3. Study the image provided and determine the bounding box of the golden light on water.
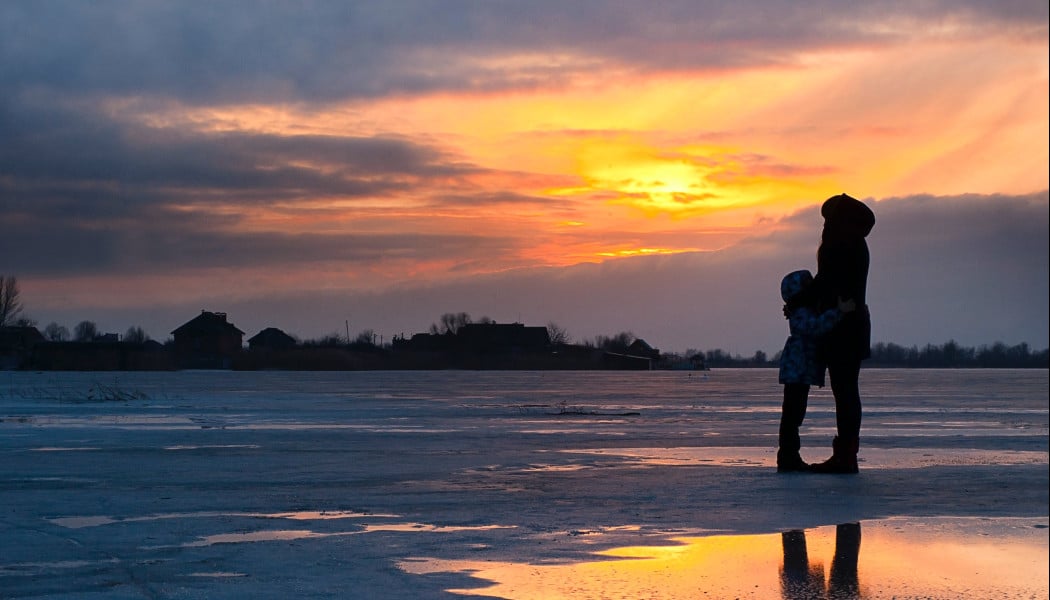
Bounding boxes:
[400,520,1049,599]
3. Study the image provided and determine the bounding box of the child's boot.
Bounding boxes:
[777,449,809,472]
[777,421,808,472]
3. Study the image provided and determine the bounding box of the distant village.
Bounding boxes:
[2,308,1047,371]
[0,310,708,372]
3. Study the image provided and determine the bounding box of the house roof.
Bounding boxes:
[171,311,244,336]
[456,323,550,348]
[0,326,45,349]
[248,327,296,346]
[626,338,659,358]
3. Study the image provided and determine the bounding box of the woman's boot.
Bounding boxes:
[809,436,859,474]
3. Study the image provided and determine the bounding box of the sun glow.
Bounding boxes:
[94,38,1047,284]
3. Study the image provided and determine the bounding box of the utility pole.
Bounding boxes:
[345,319,350,344]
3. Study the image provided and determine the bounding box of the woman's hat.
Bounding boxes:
[821,193,875,237]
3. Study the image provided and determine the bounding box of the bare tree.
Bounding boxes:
[546,321,570,345]
[74,320,99,342]
[124,326,149,344]
[430,312,473,335]
[594,331,635,353]
[305,332,345,347]
[0,275,24,327]
[44,322,70,341]
[353,329,377,345]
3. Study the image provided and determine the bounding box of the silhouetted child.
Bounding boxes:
[777,270,855,472]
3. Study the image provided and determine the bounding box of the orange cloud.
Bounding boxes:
[96,37,1045,283]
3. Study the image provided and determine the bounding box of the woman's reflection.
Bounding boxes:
[780,522,862,599]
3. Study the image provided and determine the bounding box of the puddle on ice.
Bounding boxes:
[359,523,514,534]
[560,447,772,467]
[178,529,344,547]
[0,558,120,575]
[162,444,260,450]
[47,510,514,550]
[400,519,1049,599]
[148,523,513,549]
[560,447,1049,469]
[518,429,627,436]
[49,515,120,528]
[48,510,395,529]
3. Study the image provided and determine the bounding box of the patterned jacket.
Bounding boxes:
[778,306,844,386]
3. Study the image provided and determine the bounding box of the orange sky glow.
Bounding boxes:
[107,39,1046,291]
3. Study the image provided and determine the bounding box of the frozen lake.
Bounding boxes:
[1,369,1047,598]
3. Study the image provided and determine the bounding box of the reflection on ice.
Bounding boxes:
[565,447,773,467]
[518,428,627,435]
[780,524,860,599]
[400,519,1049,599]
[4,414,459,432]
[158,523,513,549]
[178,529,346,547]
[147,521,512,550]
[563,447,1048,469]
[359,523,514,534]
[47,509,515,552]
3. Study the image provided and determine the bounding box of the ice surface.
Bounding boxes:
[1,369,1046,598]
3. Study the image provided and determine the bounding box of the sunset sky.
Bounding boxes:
[2,2,1047,353]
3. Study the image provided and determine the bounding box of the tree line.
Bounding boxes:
[689,341,1048,369]
[3,280,1047,368]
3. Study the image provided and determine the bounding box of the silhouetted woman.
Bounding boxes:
[808,194,875,474]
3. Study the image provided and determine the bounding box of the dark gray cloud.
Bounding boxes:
[2,2,1044,103]
[862,192,1049,349]
[0,213,518,277]
[0,92,459,193]
[0,88,542,275]
[339,191,1048,352]
[0,173,524,275]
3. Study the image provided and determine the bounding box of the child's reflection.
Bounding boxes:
[780,522,862,600]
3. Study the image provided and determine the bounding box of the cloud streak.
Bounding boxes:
[3,2,1045,102]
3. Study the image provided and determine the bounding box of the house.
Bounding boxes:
[626,338,660,360]
[171,311,244,369]
[455,323,551,353]
[248,327,297,350]
[597,338,660,371]
[0,326,45,369]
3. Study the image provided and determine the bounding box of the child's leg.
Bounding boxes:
[778,383,810,468]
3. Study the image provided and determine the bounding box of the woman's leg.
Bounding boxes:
[828,358,862,440]
[810,358,862,473]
